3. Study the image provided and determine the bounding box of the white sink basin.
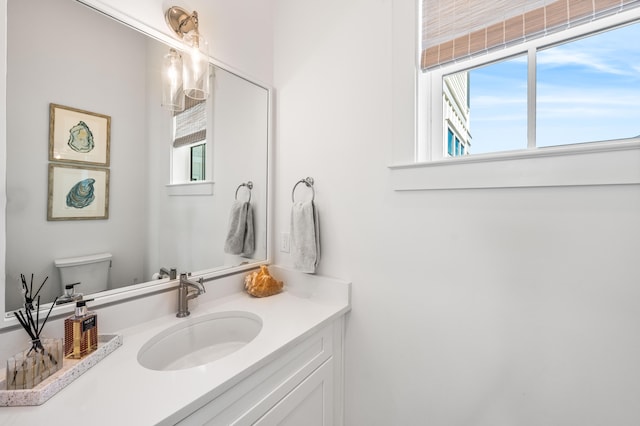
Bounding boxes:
[137,311,262,371]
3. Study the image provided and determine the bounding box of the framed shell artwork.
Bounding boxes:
[47,164,110,221]
[49,103,111,167]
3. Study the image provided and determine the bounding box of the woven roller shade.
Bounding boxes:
[422,0,639,70]
[173,97,206,148]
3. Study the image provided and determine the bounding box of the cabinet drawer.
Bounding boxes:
[253,359,333,426]
[178,323,335,425]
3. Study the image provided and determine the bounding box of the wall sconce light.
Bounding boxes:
[162,6,210,111]
[162,48,184,111]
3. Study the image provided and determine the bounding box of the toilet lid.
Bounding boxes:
[54,252,112,267]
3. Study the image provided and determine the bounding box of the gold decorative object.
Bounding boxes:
[244,265,283,298]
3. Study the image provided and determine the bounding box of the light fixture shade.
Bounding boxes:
[162,48,185,111]
[182,32,209,100]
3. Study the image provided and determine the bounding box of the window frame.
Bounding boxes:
[166,97,215,196]
[389,1,640,191]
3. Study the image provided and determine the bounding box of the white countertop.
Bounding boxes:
[0,267,351,425]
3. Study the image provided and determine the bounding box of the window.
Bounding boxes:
[439,22,640,156]
[536,23,640,147]
[389,1,640,190]
[448,55,528,155]
[419,0,640,162]
[190,144,205,181]
[171,97,209,184]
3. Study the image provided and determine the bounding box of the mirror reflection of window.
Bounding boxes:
[171,96,207,183]
[190,144,205,181]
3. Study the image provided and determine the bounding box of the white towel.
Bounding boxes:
[224,201,254,256]
[290,200,320,273]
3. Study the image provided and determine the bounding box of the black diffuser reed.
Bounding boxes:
[14,274,58,354]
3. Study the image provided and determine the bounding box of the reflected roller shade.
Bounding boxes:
[173,96,206,148]
[422,0,640,70]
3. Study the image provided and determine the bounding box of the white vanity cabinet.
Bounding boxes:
[177,317,345,426]
[0,268,350,426]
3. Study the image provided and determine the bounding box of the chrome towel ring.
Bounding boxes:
[291,177,315,202]
[235,181,253,203]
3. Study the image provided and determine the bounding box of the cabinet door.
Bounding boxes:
[254,359,333,426]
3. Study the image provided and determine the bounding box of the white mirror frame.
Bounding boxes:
[0,0,273,329]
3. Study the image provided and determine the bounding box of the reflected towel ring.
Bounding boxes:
[235,181,253,203]
[291,177,315,202]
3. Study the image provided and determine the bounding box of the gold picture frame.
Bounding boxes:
[47,164,110,221]
[49,103,111,166]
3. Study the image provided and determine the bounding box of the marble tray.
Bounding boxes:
[0,334,122,406]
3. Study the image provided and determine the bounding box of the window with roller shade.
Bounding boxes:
[172,96,207,182]
[419,0,640,160]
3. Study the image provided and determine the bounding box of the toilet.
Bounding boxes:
[54,252,112,296]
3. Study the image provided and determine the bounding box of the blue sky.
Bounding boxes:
[466,21,640,154]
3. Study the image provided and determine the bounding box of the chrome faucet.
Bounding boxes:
[159,267,177,280]
[176,273,206,318]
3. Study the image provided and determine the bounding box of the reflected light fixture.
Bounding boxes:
[161,48,184,111]
[162,6,210,111]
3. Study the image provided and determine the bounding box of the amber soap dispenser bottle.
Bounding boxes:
[64,299,98,359]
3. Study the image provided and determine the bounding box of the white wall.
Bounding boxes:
[272,0,640,425]
[212,68,269,268]
[81,0,274,85]
[5,0,149,309]
[147,65,269,275]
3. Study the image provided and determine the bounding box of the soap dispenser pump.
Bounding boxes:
[64,298,98,359]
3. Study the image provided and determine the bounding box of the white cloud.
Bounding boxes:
[537,47,633,77]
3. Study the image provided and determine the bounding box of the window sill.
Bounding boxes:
[165,181,214,196]
[389,140,640,190]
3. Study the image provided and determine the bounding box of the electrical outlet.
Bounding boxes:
[280,232,290,253]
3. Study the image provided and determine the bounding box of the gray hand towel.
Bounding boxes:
[290,200,320,273]
[242,203,255,256]
[224,201,248,255]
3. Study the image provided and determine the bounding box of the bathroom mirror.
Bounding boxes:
[1,0,271,318]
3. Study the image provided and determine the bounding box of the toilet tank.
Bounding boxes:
[54,252,112,296]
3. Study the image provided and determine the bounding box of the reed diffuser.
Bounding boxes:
[6,274,63,390]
